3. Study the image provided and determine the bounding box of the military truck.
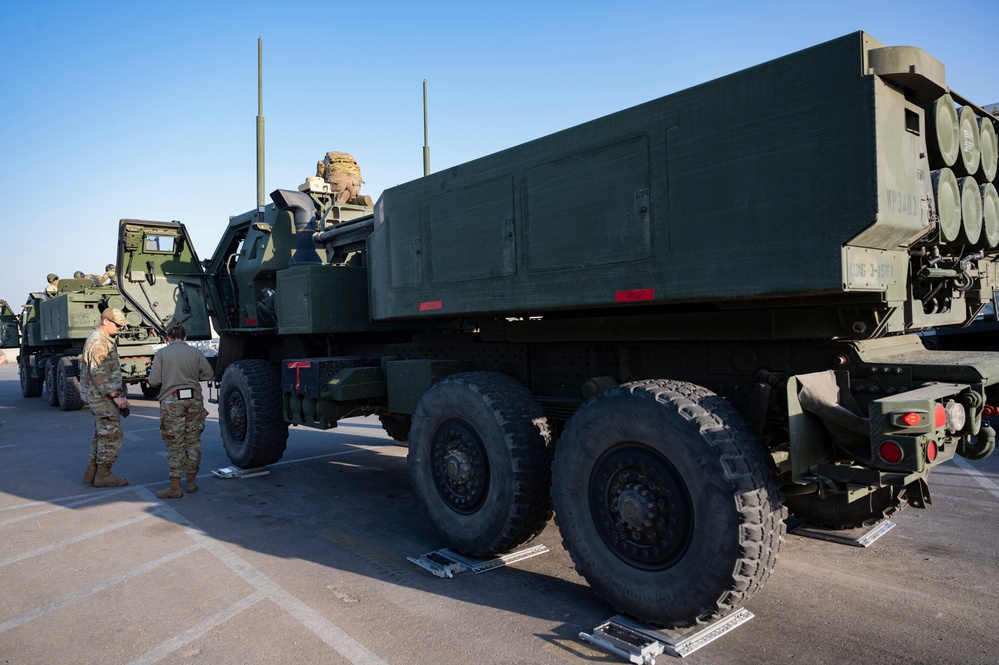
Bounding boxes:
[1,280,164,409]
[115,32,999,628]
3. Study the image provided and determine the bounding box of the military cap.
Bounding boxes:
[101,308,127,326]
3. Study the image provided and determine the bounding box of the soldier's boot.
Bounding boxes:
[83,460,98,484]
[156,477,183,499]
[93,464,128,488]
[185,473,198,494]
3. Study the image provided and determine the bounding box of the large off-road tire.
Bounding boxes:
[57,357,84,411]
[46,361,60,406]
[20,359,43,398]
[784,485,907,529]
[408,372,554,556]
[219,360,289,468]
[140,382,159,399]
[553,379,785,628]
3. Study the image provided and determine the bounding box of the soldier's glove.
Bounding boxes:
[120,405,130,418]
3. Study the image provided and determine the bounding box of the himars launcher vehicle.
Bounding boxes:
[115,32,998,627]
[0,282,164,409]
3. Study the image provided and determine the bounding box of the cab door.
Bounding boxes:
[0,300,19,348]
[116,219,212,340]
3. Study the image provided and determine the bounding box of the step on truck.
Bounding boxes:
[115,31,999,628]
[1,280,166,409]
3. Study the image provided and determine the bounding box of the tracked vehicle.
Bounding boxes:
[116,32,999,627]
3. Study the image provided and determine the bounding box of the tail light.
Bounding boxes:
[879,440,904,464]
[927,441,938,463]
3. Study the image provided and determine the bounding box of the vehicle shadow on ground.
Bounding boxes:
[0,365,613,638]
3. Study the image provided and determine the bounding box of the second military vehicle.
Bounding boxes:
[1,280,165,409]
[116,32,998,627]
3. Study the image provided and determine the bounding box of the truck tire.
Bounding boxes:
[57,357,84,411]
[784,485,907,529]
[46,361,60,406]
[408,372,553,556]
[220,360,289,468]
[552,379,785,628]
[20,359,43,398]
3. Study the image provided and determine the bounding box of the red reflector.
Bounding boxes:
[245,318,257,325]
[615,288,655,303]
[419,300,442,311]
[285,361,311,391]
[902,412,922,427]
[985,405,997,418]
[879,441,904,464]
[927,441,938,463]
[934,404,946,428]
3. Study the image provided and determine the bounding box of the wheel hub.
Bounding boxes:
[226,392,248,441]
[444,449,474,485]
[431,420,488,513]
[591,445,692,569]
[616,485,656,529]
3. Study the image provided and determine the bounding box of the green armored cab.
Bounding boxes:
[116,32,999,628]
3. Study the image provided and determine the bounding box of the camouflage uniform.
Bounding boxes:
[44,274,59,295]
[157,394,209,478]
[316,151,366,204]
[100,265,116,286]
[148,341,214,479]
[80,327,124,466]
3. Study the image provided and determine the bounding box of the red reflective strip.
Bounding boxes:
[615,289,655,303]
[245,318,257,324]
[419,300,443,311]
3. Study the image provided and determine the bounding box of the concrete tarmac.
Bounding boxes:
[1,362,997,665]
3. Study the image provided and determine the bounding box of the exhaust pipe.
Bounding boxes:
[271,189,322,265]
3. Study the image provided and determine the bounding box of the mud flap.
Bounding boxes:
[905,477,932,508]
[788,370,871,482]
[795,371,870,444]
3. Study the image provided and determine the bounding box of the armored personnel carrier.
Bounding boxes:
[115,32,998,627]
[1,278,164,409]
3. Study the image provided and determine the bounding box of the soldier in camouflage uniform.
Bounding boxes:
[44,273,59,295]
[99,264,116,286]
[80,307,131,487]
[148,321,214,499]
[316,151,373,206]
[73,270,102,286]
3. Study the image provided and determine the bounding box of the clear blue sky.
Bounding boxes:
[1,0,996,305]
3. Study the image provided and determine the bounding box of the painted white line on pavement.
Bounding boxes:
[0,543,201,634]
[134,485,389,665]
[126,591,268,665]
[0,488,131,521]
[0,507,164,567]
